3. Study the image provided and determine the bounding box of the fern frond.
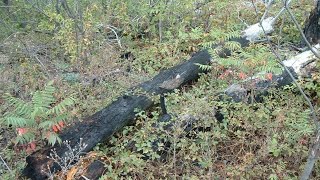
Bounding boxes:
[226,30,241,39]
[4,116,29,127]
[16,131,35,144]
[32,81,56,113]
[3,80,76,146]
[201,41,216,49]
[51,113,69,123]
[47,97,75,115]
[195,63,212,71]
[3,93,32,117]
[46,132,62,146]
[39,120,56,129]
[224,41,242,52]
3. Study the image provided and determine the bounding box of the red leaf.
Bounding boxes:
[266,73,273,81]
[26,146,33,154]
[238,72,247,80]
[56,124,62,131]
[16,128,28,136]
[29,142,36,151]
[219,69,232,79]
[52,125,59,132]
[58,121,64,128]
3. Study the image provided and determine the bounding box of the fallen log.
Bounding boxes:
[225,44,319,102]
[80,160,105,180]
[21,10,317,177]
[43,5,320,178]
[24,16,280,179]
[22,37,251,180]
[77,43,320,179]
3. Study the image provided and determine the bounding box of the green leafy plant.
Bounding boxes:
[1,81,76,147]
[202,27,282,78]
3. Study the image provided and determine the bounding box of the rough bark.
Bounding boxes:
[78,44,320,180]
[19,1,320,178]
[21,31,320,179]
[80,161,105,180]
[75,65,299,180]
[303,0,320,45]
[23,37,248,179]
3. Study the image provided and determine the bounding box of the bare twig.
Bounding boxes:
[18,37,51,78]
[251,0,318,126]
[260,0,274,21]
[81,175,90,180]
[242,0,290,42]
[251,1,319,179]
[277,12,286,49]
[105,25,122,48]
[24,0,51,19]
[47,138,87,173]
[301,130,320,180]
[0,154,13,175]
[281,1,320,179]
[159,19,162,43]
[283,0,320,59]
[237,10,249,27]
[0,18,50,77]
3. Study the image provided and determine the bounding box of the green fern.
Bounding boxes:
[201,28,282,80]
[202,28,241,49]
[195,63,212,71]
[2,81,76,146]
[47,97,75,115]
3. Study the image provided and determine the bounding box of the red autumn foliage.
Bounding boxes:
[219,69,233,79]
[52,125,59,132]
[238,72,247,80]
[16,127,28,136]
[266,73,273,81]
[58,121,64,127]
[15,141,37,154]
[52,121,65,133]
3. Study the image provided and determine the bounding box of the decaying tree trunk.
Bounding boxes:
[303,0,320,45]
[23,39,319,180]
[21,11,320,178]
[22,38,251,180]
[23,14,283,180]
[78,43,320,180]
[21,32,319,180]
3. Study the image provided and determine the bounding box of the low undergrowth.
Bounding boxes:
[95,72,318,179]
[0,0,319,179]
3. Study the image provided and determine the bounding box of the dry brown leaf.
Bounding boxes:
[66,166,78,180]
